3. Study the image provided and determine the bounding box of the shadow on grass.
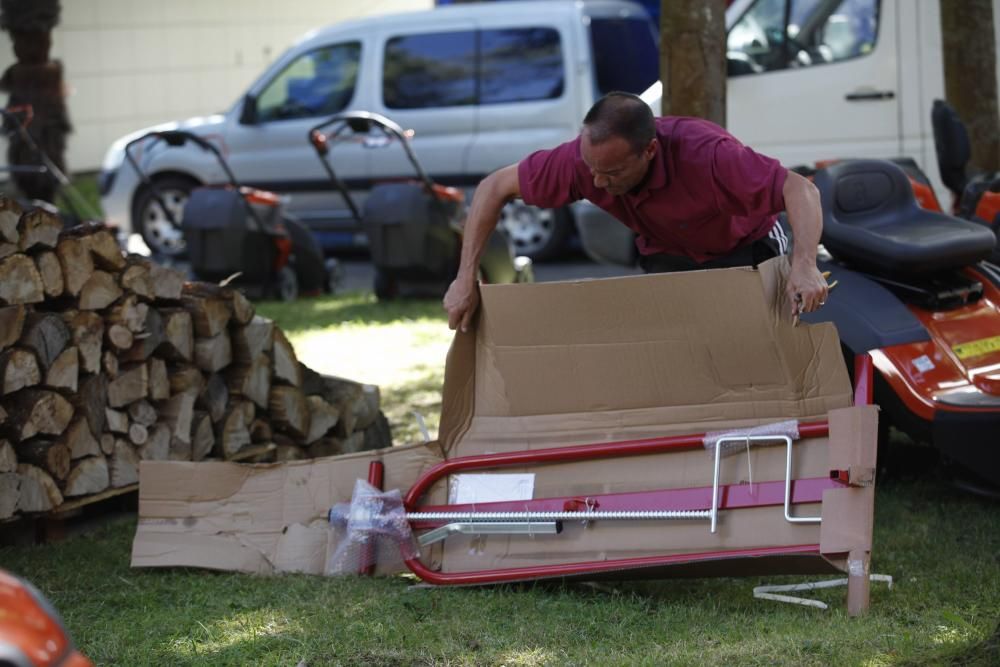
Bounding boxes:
[257,293,446,335]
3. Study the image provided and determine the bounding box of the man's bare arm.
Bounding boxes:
[444,164,522,331]
[782,171,828,315]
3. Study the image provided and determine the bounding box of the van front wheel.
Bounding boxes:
[498,203,572,261]
[133,175,199,258]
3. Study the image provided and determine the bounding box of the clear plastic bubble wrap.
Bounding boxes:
[326,479,419,576]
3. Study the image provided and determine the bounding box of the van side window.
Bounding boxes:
[256,42,361,121]
[384,31,477,109]
[727,0,879,76]
[480,28,563,104]
[589,17,659,96]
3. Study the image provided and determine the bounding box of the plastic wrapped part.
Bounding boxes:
[326,479,418,576]
[702,419,800,456]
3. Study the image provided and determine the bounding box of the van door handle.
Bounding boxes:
[845,89,895,101]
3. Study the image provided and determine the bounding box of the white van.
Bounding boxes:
[579,0,955,264]
[97,0,659,259]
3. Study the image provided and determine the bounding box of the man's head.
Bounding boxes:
[581,92,657,196]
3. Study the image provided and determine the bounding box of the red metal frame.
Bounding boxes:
[374,356,875,584]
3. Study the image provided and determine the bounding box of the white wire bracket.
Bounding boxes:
[753,574,894,609]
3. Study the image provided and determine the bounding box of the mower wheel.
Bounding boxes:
[374,268,399,300]
[275,266,299,302]
[133,174,198,258]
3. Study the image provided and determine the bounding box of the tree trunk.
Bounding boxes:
[659,0,727,125]
[940,0,1000,171]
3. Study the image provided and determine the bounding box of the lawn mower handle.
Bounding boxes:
[308,110,437,195]
[123,129,269,232]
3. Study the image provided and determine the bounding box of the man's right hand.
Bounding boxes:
[444,275,479,332]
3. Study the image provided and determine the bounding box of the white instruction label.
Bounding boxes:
[912,355,935,373]
[448,474,535,504]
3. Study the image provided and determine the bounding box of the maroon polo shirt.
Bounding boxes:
[518,116,788,262]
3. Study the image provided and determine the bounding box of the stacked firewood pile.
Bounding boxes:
[0,199,391,520]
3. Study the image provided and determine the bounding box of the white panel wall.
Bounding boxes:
[0,0,432,173]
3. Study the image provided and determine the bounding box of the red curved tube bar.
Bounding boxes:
[393,354,873,584]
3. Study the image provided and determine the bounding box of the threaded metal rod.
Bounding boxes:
[407,510,711,521]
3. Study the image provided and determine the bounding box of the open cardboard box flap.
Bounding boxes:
[133,258,876,584]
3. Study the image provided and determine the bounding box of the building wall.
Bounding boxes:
[0,0,432,173]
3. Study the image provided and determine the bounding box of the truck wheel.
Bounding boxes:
[133,175,198,258]
[275,266,299,302]
[498,203,572,261]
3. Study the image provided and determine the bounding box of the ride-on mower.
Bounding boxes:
[801,158,1000,492]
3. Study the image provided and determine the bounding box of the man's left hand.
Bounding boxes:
[786,261,829,318]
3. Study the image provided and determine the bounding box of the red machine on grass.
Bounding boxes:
[0,570,92,667]
[797,157,1000,493]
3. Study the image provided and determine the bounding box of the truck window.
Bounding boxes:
[256,42,361,121]
[589,17,659,96]
[727,0,879,75]
[480,27,564,104]
[383,31,477,109]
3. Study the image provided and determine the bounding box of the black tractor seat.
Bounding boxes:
[814,159,996,277]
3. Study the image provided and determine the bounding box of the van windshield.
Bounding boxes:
[589,17,659,96]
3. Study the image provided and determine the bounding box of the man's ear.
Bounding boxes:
[643,139,657,161]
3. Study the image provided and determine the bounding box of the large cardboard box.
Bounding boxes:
[133,258,876,603]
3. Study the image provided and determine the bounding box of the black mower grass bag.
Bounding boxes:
[363,182,460,279]
[183,187,280,283]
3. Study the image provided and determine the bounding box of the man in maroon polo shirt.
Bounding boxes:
[444,92,829,332]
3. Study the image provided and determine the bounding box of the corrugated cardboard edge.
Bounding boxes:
[131,441,445,575]
[820,405,878,555]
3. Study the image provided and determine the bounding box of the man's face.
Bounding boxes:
[580,130,656,196]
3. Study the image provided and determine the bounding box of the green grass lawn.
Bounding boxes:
[2,292,998,666]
